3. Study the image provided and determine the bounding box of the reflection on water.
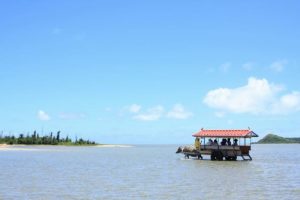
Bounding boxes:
[0,144,299,199]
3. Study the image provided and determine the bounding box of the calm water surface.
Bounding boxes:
[0,144,299,200]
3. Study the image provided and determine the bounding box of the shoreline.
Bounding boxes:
[0,143,133,149]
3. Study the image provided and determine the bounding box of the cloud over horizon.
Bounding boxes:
[203,77,300,115]
[133,105,164,121]
[37,110,50,121]
[220,62,231,72]
[167,104,192,119]
[130,104,193,121]
[128,104,141,113]
[270,60,288,72]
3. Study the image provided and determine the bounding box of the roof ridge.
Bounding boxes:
[202,129,249,131]
[193,129,257,137]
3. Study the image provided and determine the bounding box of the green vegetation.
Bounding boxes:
[257,134,300,144]
[0,131,97,145]
[287,137,300,143]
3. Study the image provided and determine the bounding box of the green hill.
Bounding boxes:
[257,134,300,144]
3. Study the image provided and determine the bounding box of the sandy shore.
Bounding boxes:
[0,144,9,148]
[0,143,133,151]
[0,144,39,151]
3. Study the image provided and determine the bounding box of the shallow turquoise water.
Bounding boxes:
[0,144,299,199]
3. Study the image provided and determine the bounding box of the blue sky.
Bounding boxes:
[1,1,300,144]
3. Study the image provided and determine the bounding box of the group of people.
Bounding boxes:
[206,139,218,145]
[214,138,238,146]
[220,138,238,146]
[195,137,239,148]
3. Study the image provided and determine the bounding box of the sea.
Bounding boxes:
[0,144,299,200]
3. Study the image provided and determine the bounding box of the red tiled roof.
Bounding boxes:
[192,129,258,138]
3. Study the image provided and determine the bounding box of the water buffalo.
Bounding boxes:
[176,146,197,153]
[176,146,203,159]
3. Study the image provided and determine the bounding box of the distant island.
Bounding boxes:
[256,134,300,144]
[0,131,97,146]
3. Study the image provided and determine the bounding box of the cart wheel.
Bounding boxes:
[217,151,223,161]
[210,155,215,160]
[211,152,217,160]
[218,155,223,161]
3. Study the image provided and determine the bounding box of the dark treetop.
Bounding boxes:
[0,131,97,145]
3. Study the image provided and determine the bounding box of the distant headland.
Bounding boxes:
[256,134,300,144]
[0,131,97,146]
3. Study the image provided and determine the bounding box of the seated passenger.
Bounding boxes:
[233,139,238,146]
[227,138,231,146]
[206,139,213,145]
[221,138,227,146]
[213,139,218,145]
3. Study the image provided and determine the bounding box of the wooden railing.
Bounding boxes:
[201,145,250,152]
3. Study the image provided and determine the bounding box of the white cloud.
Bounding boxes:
[270,60,288,72]
[38,110,50,121]
[272,92,300,114]
[203,77,300,115]
[220,62,231,72]
[167,104,192,119]
[120,104,141,116]
[59,112,86,120]
[128,104,141,113]
[204,77,280,114]
[133,105,164,121]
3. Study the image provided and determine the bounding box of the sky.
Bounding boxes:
[1,1,300,144]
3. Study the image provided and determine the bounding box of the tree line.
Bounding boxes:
[0,131,97,145]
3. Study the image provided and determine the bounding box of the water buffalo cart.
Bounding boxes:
[177,129,258,161]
